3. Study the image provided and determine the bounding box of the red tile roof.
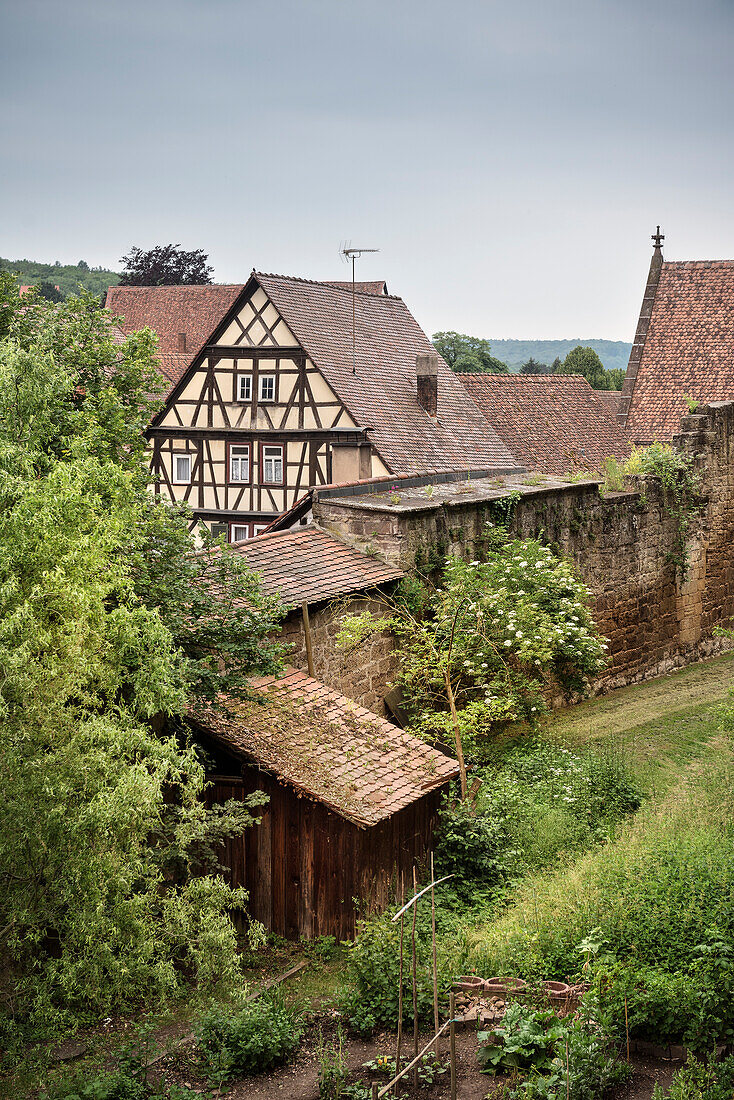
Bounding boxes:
[327,280,388,295]
[594,390,622,417]
[255,273,516,474]
[229,526,403,606]
[106,284,243,388]
[624,261,734,443]
[458,374,631,474]
[193,668,459,825]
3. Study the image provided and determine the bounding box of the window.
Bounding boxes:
[229,444,250,483]
[211,523,228,540]
[261,444,284,485]
[258,374,276,402]
[252,524,269,536]
[237,374,252,402]
[173,453,191,483]
[230,523,250,542]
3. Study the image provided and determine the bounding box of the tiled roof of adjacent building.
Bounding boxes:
[192,669,459,826]
[107,274,518,474]
[458,374,631,474]
[327,280,389,295]
[594,390,622,417]
[106,284,243,388]
[624,260,734,443]
[255,273,517,474]
[229,526,403,607]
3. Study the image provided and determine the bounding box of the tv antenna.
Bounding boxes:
[340,243,380,373]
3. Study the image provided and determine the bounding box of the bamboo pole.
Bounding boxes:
[411,866,419,1091]
[449,992,457,1100]
[395,872,404,1097]
[377,1021,452,1099]
[430,853,440,1058]
[625,996,630,1062]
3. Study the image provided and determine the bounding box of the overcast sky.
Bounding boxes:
[2,0,733,339]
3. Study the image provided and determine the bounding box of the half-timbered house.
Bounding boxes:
[107,274,517,540]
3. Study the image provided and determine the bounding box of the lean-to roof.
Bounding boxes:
[193,668,459,826]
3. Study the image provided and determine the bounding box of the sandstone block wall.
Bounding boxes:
[313,403,734,694]
[277,596,399,714]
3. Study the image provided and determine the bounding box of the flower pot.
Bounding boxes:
[543,980,571,1000]
[453,975,484,993]
[484,976,527,995]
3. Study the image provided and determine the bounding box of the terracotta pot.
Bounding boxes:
[453,975,484,992]
[543,980,571,999]
[484,976,527,995]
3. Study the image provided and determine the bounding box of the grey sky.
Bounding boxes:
[2,0,733,339]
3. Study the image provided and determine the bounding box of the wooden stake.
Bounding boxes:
[565,1037,570,1100]
[625,996,630,1063]
[395,872,404,1097]
[430,853,440,1058]
[372,1082,379,1100]
[449,991,457,1100]
[411,866,419,1091]
[301,601,315,677]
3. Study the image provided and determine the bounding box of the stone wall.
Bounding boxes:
[312,403,734,693]
[277,596,399,714]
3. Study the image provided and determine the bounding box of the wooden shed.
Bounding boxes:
[191,668,459,940]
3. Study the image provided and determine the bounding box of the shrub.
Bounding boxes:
[344,908,465,1035]
[652,1055,734,1100]
[317,1024,348,1100]
[195,994,303,1081]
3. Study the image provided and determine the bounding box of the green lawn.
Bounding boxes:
[544,650,734,791]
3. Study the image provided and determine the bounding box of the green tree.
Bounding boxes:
[605,367,626,391]
[36,279,64,302]
[555,345,608,389]
[119,243,213,286]
[520,357,550,375]
[0,287,284,1041]
[432,331,509,374]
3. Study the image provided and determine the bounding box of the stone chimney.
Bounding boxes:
[177,332,187,353]
[416,352,438,417]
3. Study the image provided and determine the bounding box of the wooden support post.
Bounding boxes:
[301,601,315,677]
[449,992,457,1100]
[411,866,419,1091]
[430,853,440,1058]
[395,872,404,1096]
[372,1082,379,1100]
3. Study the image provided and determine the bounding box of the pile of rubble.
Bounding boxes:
[452,975,589,1029]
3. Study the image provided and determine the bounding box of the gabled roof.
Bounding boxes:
[327,280,389,295]
[458,374,631,474]
[192,668,459,826]
[229,526,403,607]
[254,273,516,473]
[594,390,622,418]
[106,284,243,389]
[623,260,734,443]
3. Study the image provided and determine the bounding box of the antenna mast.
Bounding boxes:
[340,244,379,373]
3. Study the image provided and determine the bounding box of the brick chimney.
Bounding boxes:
[416,352,438,417]
[177,332,187,353]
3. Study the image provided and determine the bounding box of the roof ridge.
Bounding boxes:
[255,270,404,302]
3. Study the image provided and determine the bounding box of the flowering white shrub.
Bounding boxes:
[338,526,608,751]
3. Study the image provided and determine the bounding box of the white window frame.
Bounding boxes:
[258,374,276,402]
[261,444,284,486]
[229,523,251,543]
[252,523,269,536]
[229,444,250,483]
[172,453,191,484]
[237,374,252,402]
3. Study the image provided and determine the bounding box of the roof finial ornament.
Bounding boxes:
[652,225,665,252]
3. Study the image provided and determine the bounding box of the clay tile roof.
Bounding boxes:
[625,261,734,443]
[327,280,389,295]
[594,390,622,417]
[106,284,244,392]
[193,669,459,825]
[254,273,517,474]
[228,526,403,607]
[458,373,631,475]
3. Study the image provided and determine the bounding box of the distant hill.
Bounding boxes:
[0,257,120,299]
[487,339,632,374]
